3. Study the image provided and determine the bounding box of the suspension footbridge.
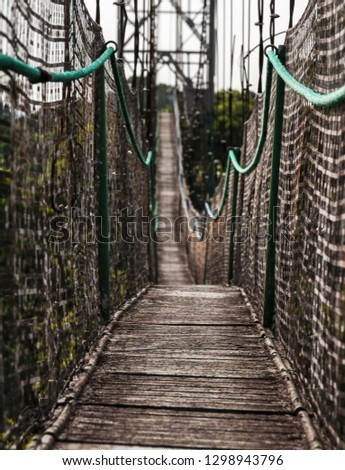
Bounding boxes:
[0,0,344,450]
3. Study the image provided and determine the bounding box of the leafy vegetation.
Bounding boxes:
[180,89,255,209]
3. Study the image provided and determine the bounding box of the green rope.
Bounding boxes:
[205,55,274,220]
[109,54,153,167]
[267,50,345,107]
[204,58,272,219]
[228,59,273,174]
[205,150,232,221]
[0,45,153,168]
[0,47,115,83]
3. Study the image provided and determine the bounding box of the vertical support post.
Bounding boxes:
[263,46,285,328]
[97,64,110,322]
[148,112,159,285]
[228,148,240,283]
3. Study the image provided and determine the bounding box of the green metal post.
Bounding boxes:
[263,46,285,328]
[228,148,240,283]
[97,64,110,322]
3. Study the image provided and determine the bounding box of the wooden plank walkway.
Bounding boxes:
[55,286,309,449]
[51,113,311,450]
[156,113,193,285]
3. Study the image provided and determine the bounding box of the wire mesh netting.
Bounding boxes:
[0,0,150,448]
[179,0,345,446]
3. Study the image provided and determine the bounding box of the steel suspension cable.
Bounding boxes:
[241,0,245,125]
[246,0,252,116]
[269,1,276,45]
[96,0,100,24]
[256,0,264,93]
[289,0,295,29]
[132,0,139,90]
[247,0,251,89]
[229,0,234,143]
[222,0,226,145]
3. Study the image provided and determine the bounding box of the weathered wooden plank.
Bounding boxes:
[103,346,267,358]
[107,335,263,351]
[107,340,266,355]
[79,374,293,412]
[57,406,307,450]
[55,442,163,450]
[113,323,260,337]
[97,355,277,379]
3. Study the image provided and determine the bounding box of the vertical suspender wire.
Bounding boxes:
[269,0,276,45]
[263,46,285,328]
[246,0,251,118]
[215,0,219,103]
[146,0,156,146]
[145,0,149,72]
[96,0,100,24]
[132,0,139,89]
[222,0,226,147]
[97,63,110,323]
[257,0,264,93]
[289,0,295,29]
[240,0,245,126]
[118,4,124,58]
[140,0,147,117]
[229,0,234,144]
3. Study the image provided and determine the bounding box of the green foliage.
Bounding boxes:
[213,89,256,164]
[180,89,255,207]
[156,84,173,112]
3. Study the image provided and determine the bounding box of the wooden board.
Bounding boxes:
[58,406,307,450]
[79,374,293,413]
[56,285,309,449]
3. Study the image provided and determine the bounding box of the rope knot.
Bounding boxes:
[29,68,52,84]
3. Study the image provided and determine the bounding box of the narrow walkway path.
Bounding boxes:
[55,286,308,449]
[156,113,192,285]
[52,114,310,450]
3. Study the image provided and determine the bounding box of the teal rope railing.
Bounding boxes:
[204,58,273,222]
[227,60,273,175]
[3,40,345,318]
[0,47,115,83]
[109,54,153,167]
[202,44,345,224]
[0,41,156,320]
[204,152,232,221]
[0,44,153,168]
[266,49,345,107]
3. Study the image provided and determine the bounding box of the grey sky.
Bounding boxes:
[85,0,309,91]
